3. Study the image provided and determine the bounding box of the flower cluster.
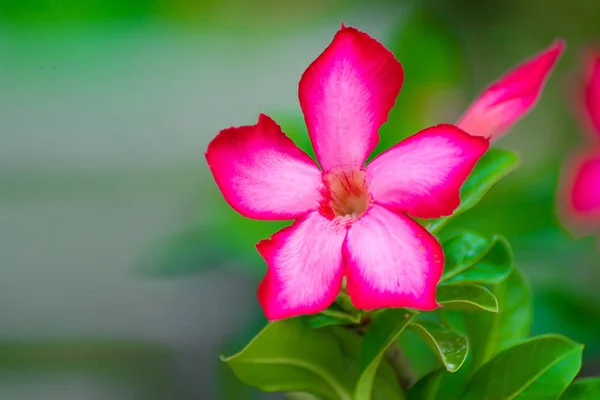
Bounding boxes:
[205,25,563,320]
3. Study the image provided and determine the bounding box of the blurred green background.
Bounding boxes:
[2,0,600,399]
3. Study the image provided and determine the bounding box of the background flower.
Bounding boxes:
[559,50,600,239]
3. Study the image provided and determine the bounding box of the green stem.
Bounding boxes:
[320,308,360,324]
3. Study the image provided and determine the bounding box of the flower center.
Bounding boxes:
[320,168,370,221]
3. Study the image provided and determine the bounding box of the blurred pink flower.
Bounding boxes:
[560,50,600,236]
[458,40,565,140]
[205,25,488,321]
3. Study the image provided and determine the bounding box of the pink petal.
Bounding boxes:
[582,50,600,137]
[572,153,600,213]
[560,150,600,235]
[344,205,443,310]
[257,212,347,320]
[458,39,565,140]
[365,124,489,219]
[298,25,404,171]
[205,114,322,220]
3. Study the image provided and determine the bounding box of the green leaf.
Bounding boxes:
[437,284,499,312]
[431,358,472,400]
[407,369,445,400]
[355,309,415,399]
[461,335,583,400]
[427,149,520,234]
[398,327,443,381]
[377,7,469,151]
[561,378,600,399]
[457,268,532,372]
[328,327,404,400]
[408,321,468,372]
[440,231,493,282]
[222,320,354,400]
[443,235,513,285]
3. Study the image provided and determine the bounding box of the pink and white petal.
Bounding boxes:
[559,150,600,236]
[257,211,347,320]
[458,39,565,141]
[299,25,404,171]
[366,124,489,219]
[344,205,443,311]
[582,50,600,137]
[205,114,322,220]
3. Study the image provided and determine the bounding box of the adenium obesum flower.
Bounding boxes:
[205,25,490,321]
[560,50,600,235]
[457,40,565,141]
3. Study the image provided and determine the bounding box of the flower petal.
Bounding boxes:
[572,153,600,213]
[257,212,347,320]
[344,205,443,310]
[560,150,600,235]
[298,25,404,171]
[205,114,322,220]
[582,50,600,137]
[365,124,489,219]
[458,39,565,140]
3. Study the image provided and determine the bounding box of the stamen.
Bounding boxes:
[320,168,371,222]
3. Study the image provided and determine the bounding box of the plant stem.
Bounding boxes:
[384,342,417,391]
[320,308,361,324]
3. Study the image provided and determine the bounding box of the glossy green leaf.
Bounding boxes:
[222,320,354,400]
[377,7,469,152]
[460,268,532,372]
[408,321,468,372]
[407,369,445,400]
[427,149,520,234]
[443,235,513,285]
[355,309,415,399]
[560,378,600,399]
[461,335,583,400]
[440,231,493,282]
[398,326,442,381]
[437,284,499,312]
[431,357,472,400]
[328,327,404,400]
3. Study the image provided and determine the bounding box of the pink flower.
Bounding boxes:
[458,40,565,141]
[560,50,600,235]
[205,26,488,321]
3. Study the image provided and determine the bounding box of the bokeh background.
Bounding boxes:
[2,0,600,399]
